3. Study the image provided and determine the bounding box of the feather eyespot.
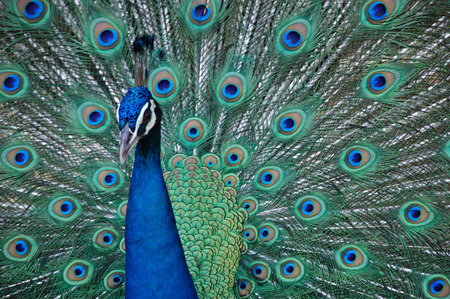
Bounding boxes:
[49,196,81,222]
[4,235,37,261]
[240,197,258,215]
[63,260,93,285]
[242,225,257,242]
[2,145,38,171]
[223,174,239,187]
[251,262,271,282]
[294,195,326,221]
[181,118,206,143]
[336,245,368,270]
[343,146,375,171]
[92,19,122,52]
[0,71,28,98]
[104,270,125,290]
[276,258,304,282]
[201,153,220,169]
[364,0,397,24]
[188,0,215,26]
[423,275,450,298]
[277,20,310,53]
[258,223,278,245]
[237,279,254,297]
[15,0,49,24]
[169,154,187,169]
[93,167,123,191]
[80,104,109,131]
[93,228,118,249]
[223,145,248,168]
[149,67,179,102]
[255,167,283,190]
[118,201,127,219]
[217,73,247,105]
[399,201,434,227]
[367,70,398,94]
[275,109,307,138]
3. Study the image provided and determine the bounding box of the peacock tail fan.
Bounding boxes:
[0,0,449,298]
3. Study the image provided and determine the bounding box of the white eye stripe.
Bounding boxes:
[145,100,156,135]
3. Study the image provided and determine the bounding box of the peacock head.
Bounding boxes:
[117,86,162,163]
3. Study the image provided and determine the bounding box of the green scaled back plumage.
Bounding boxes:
[0,0,449,298]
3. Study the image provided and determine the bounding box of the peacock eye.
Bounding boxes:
[104,270,125,290]
[294,195,326,221]
[424,275,450,298]
[240,197,258,215]
[149,67,179,102]
[242,225,257,242]
[336,245,368,270]
[367,70,398,94]
[400,201,434,227]
[4,236,37,261]
[255,167,284,190]
[169,154,186,169]
[223,174,239,188]
[93,167,123,191]
[181,118,206,143]
[118,201,127,219]
[251,262,271,282]
[217,73,247,105]
[237,278,254,297]
[2,145,38,171]
[64,260,93,285]
[277,20,310,53]
[188,0,215,26]
[79,103,110,132]
[276,258,304,282]
[222,145,248,168]
[2,74,21,92]
[93,228,119,249]
[49,196,81,221]
[343,146,375,171]
[258,223,278,245]
[364,0,397,24]
[92,19,122,52]
[14,0,49,24]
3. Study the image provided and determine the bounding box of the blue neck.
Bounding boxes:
[125,123,197,298]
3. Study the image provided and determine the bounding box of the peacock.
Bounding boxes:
[0,0,449,297]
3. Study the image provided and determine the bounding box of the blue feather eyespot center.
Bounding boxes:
[283,263,295,275]
[3,74,21,92]
[103,233,113,245]
[243,203,251,210]
[368,2,388,21]
[104,173,117,186]
[370,74,387,90]
[239,281,248,290]
[98,29,118,47]
[227,153,239,164]
[347,150,362,166]
[430,280,445,294]
[243,230,250,238]
[60,200,74,215]
[192,5,211,22]
[207,161,214,167]
[226,180,232,186]
[302,200,314,215]
[259,228,269,239]
[155,79,174,94]
[88,110,105,126]
[73,265,86,277]
[176,161,181,167]
[222,84,240,99]
[14,150,30,166]
[282,30,302,48]
[280,117,296,132]
[261,172,273,185]
[187,127,200,138]
[344,250,357,264]
[407,206,422,221]
[253,266,263,275]
[112,274,122,284]
[15,240,28,255]
[24,1,44,19]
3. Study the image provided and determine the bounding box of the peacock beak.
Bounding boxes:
[119,123,140,164]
